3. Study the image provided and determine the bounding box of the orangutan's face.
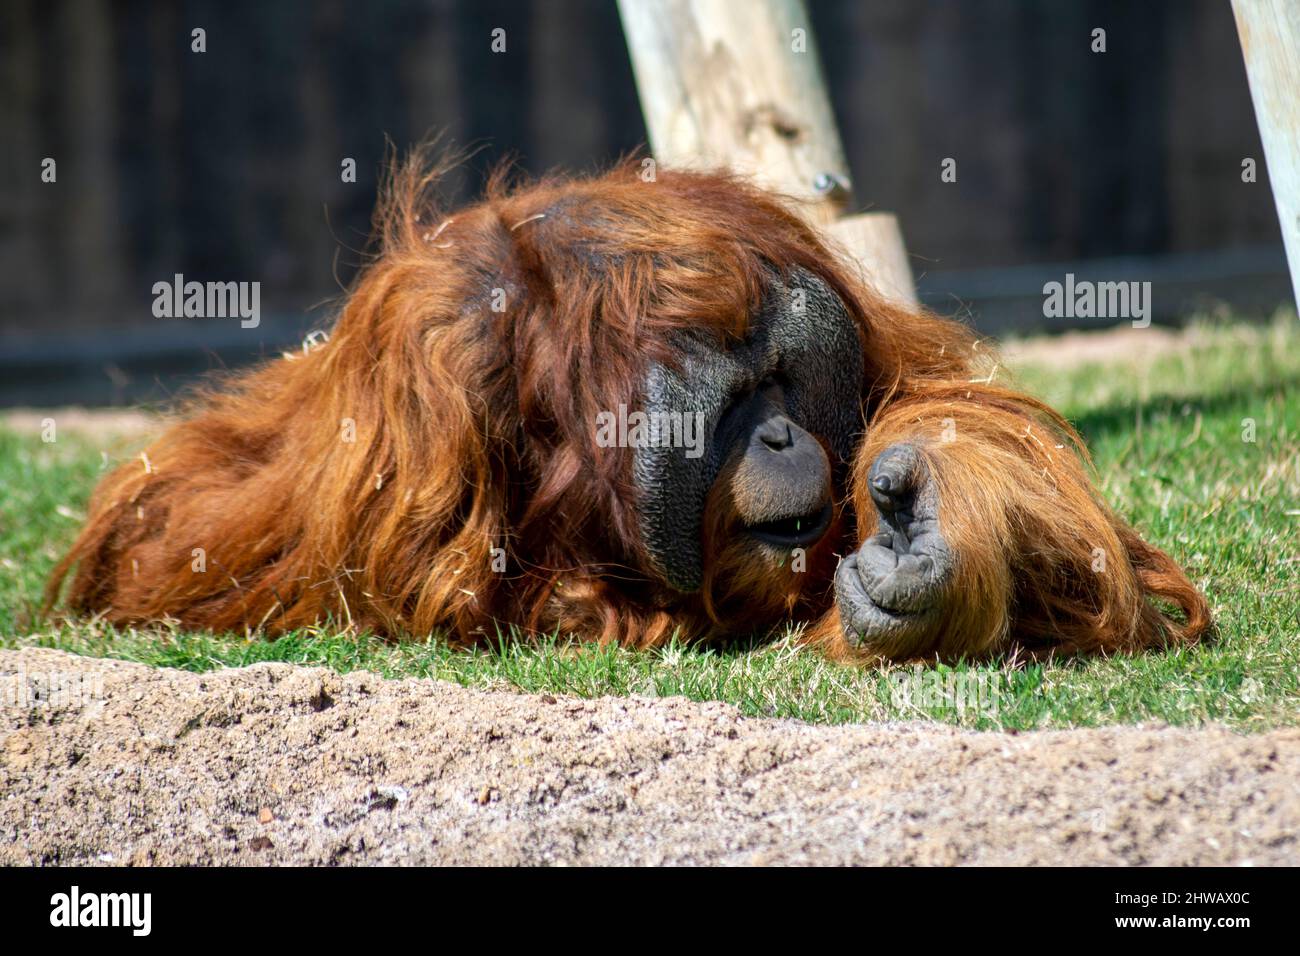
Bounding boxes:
[633,269,863,592]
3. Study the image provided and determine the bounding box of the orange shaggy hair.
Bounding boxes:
[46,154,1210,661]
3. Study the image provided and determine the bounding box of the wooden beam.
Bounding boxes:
[617,0,917,304]
[1232,0,1300,309]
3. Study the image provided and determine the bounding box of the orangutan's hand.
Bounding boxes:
[834,443,954,657]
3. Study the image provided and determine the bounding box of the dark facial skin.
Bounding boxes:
[633,269,864,591]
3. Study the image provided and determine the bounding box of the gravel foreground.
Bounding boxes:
[2,647,1297,866]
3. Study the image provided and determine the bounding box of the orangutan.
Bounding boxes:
[47,154,1209,661]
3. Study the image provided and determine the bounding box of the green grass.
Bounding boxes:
[3,313,1299,731]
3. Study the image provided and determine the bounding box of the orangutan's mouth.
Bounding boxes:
[745,503,833,549]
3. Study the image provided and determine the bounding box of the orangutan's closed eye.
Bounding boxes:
[45,156,1210,662]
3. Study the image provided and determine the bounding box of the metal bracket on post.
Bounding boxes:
[617,0,918,304]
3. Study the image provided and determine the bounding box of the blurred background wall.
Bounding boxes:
[0,0,1292,406]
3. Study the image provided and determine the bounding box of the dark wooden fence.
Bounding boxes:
[0,0,1291,405]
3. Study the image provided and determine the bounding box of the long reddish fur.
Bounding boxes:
[46,154,1210,660]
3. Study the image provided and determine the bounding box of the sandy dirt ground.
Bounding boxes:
[998,324,1188,369]
[2,406,162,440]
[2,648,1297,866]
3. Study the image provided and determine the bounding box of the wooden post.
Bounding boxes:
[617,0,918,304]
[1232,0,1300,309]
